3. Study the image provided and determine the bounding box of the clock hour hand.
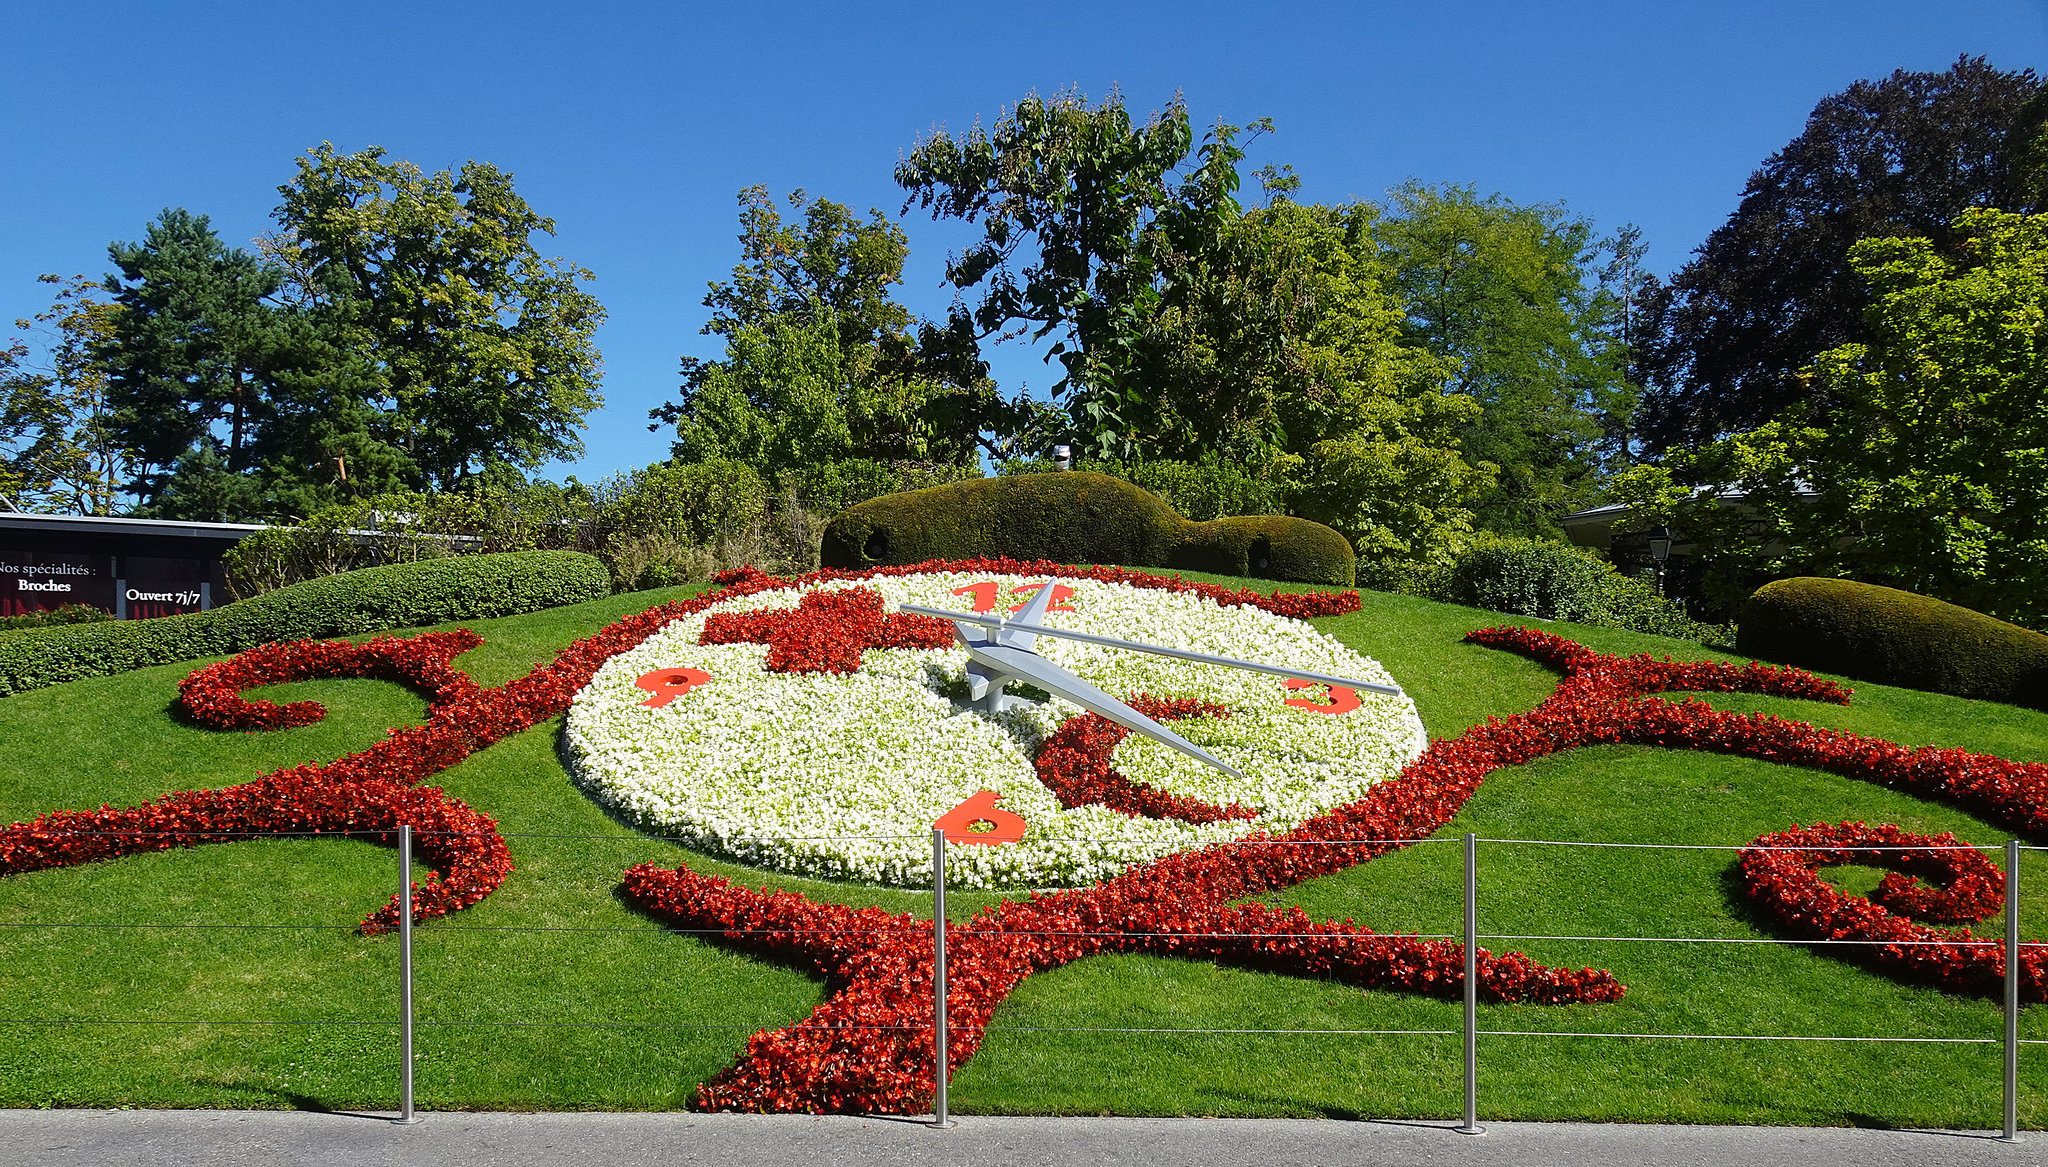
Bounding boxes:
[951,620,1245,781]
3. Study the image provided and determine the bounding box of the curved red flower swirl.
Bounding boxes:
[1032,695,1257,823]
[177,629,486,729]
[1737,821,2043,999]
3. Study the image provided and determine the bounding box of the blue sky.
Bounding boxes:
[5,1,2045,485]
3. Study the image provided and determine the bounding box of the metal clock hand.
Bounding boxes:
[901,587,1405,782]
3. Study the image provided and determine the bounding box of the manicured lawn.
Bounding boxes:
[1,574,2045,1125]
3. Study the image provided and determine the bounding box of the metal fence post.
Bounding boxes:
[397,823,421,1125]
[2005,839,2021,1143]
[931,827,954,1129]
[1457,831,1484,1135]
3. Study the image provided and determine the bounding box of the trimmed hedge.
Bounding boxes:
[1438,537,1613,623]
[1738,577,2048,709]
[819,472,1355,585]
[0,550,611,698]
[1421,535,1722,641]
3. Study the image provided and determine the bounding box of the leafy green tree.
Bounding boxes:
[99,209,300,517]
[1619,208,2048,625]
[95,205,419,521]
[900,92,1493,570]
[896,89,1253,458]
[655,186,1017,474]
[1371,182,1637,538]
[1124,200,1492,576]
[1639,56,2046,450]
[0,276,134,515]
[262,143,605,491]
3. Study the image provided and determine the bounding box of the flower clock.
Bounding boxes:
[563,566,1425,890]
[2,557,2047,1114]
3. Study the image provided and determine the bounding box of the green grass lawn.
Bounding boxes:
[2,574,2046,1125]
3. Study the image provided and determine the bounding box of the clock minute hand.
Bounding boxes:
[957,630,1245,782]
[898,605,1405,698]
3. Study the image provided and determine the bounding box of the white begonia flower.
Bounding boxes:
[562,572,1426,889]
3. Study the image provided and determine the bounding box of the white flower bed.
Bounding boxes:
[563,571,1426,888]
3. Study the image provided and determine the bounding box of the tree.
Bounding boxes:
[1595,223,1658,450]
[1117,199,1493,576]
[99,209,298,517]
[0,276,134,515]
[1639,56,2046,450]
[1620,208,2048,625]
[654,186,1018,474]
[896,89,1254,458]
[261,143,605,491]
[899,92,1494,570]
[1371,182,1638,538]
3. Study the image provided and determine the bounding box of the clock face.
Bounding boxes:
[563,570,1426,889]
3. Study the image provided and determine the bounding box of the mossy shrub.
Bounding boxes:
[821,473,1183,571]
[1738,577,2048,708]
[821,472,1354,585]
[0,550,611,698]
[1171,516,1354,586]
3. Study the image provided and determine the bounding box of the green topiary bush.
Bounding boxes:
[1173,516,1356,585]
[0,550,610,698]
[819,472,1355,585]
[1738,577,2048,709]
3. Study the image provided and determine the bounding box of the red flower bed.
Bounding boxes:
[1032,695,1256,823]
[1736,821,2043,999]
[723,558,1365,621]
[0,770,510,934]
[700,586,953,673]
[624,620,2048,1114]
[178,629,485,729]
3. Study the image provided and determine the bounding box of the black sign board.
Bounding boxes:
[0,515,256,621]
[0,552,115,616]
[120,556,212,618]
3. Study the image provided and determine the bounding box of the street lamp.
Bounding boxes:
[1647,526,1672,597]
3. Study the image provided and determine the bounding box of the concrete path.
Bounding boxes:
[0,1110,2036,1167]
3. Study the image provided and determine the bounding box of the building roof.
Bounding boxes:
[0,512,270,543]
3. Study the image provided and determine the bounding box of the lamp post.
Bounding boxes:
[1648,526,1672,598]
[1052,445,1072,472]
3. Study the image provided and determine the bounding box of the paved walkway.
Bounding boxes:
[0,1110,2035,1167]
